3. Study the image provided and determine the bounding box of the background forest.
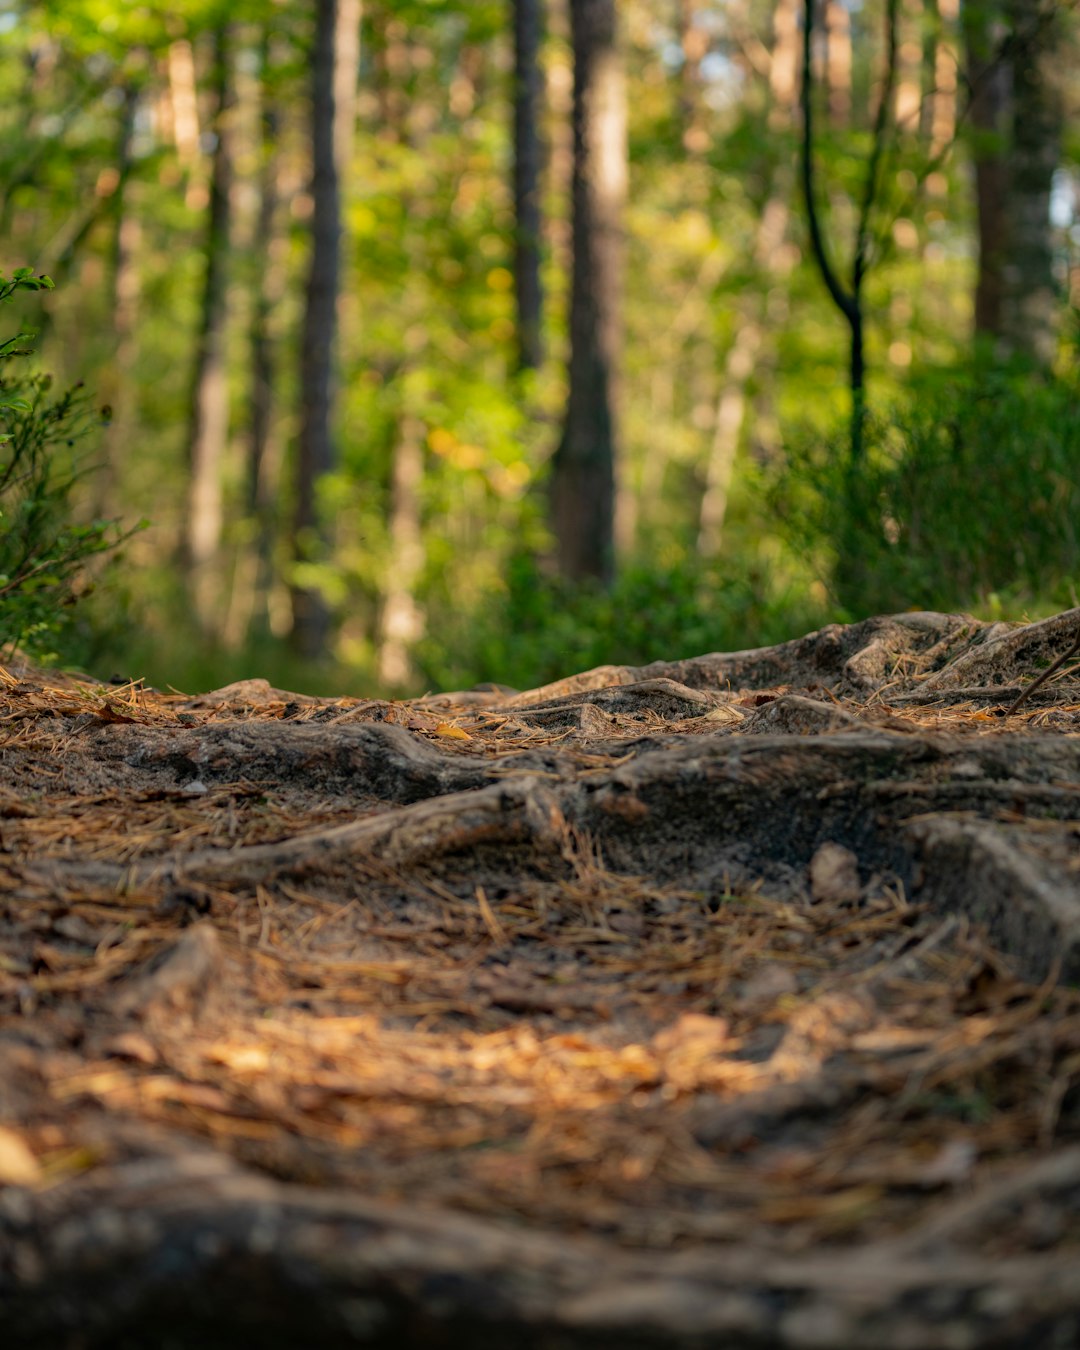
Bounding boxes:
[0,0,1077,697]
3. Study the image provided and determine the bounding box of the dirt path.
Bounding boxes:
[2,608,1080,1348]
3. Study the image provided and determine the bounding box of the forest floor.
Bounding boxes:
[2,608,1080,1349]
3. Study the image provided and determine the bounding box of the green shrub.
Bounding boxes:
[0,270,133,664]
[774,370,1080,619]
[416,551,828,692]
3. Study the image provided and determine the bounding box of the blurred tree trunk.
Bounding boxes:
[824,0,852,126]
[677,0,709,153]
[698,21,800,560]
[801,0,898,474]
[376,414,425,689]
[895,0,922,133]
[184,26,233,628]
[1000,0,1061,366]
[334,0,362,172]
[963,0,1061,366]
[769,0,801,126]
[290,0,360,660]
[367,14,431,689]
[550,0,625,585]
[698,194,795,559]
[924,0,958,160]
[95,82,141,520]
[513,0,545,372]
[167,38,201,178]
[962,0,1010,346]
[239,32,287,647]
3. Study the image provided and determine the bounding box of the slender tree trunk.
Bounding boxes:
[801,0,898,474]
[769,0,802,126]
[237,31,290,649]
[962,0,1011,348]
[698,194,794,558]
[290,0,354,661]
[694,0,802,559]
[895,0,923,133]
[925,0,958,161]
[95,83,141,520]
[334,0,362,173]
[549,0,625,585]
[513,0,545,372]
[824,0,852,126]
[677,0,709,152]
[1000,0,1060,367]
[248,74,279,526]
[184,26,233,628]
[962,0,1060,365]
[376,415,425,690]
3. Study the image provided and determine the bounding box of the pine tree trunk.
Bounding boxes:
[962,0,1010,349]
[290,0,348,661]
[234,31,289,649]
[550,0,625,586]
[184,26,233,628]
[1000,0,1061,367]
[513,0,545,373]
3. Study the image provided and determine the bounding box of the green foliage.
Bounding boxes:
[0,1,1074,694]
[417,550,829,693]
[0,277,133,663]
[775,372,1080,619]
[0,269,53,424]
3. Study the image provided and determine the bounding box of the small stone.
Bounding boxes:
[809,842,861,904]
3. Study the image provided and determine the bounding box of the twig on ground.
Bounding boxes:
[1006,625,1080,717]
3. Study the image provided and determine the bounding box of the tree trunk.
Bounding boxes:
[167,38,201,177]
[549,0,625,586]
[801,0,898,480]
[924,0,958,159]
[894,0,922,133]
[999,0,1061,367]
[963,0,1061,366]
[334,0,362,174]
[234,31,289,650]
[698,195,794,558]
[962,0,1011,349]
[290,0,352,661]
[513,0,545,373]
[95,82,141,520]
[376,414,425,690]
[184,26,233,629]
[677,0,709,152]
[696,0,804,559]
[769,0,802,126]
[824,0,852,126]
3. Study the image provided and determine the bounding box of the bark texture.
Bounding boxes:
[513,0,545,372]
[963,0,1062,364]
[291,0,345,660]
[184,26,233,626]
[550,0,625,584]
[999,0,1060,365]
